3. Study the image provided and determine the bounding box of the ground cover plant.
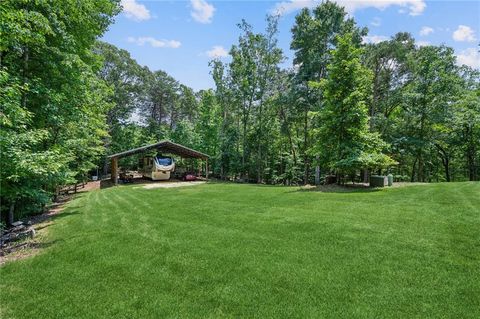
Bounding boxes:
[1,182,479,318]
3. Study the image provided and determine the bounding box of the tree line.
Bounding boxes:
[1,0,479,222]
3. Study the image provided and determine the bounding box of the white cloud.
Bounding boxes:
[190,0,215,24]
[453,25,477,42]
[363,35,389,44]
[456,48,480,68]
[371,17,381,27]
[206,45,229,58]
[127,36,181,49]
[419,26,434,36]
[121,0,151,21]
[273,0,426,16]
[416,40,430,47]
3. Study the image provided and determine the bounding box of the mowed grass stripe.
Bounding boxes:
[0,182,479,318]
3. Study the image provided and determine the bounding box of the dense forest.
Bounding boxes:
[1,0,479,222]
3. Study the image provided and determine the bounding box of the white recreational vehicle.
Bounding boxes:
[141,155,175,180]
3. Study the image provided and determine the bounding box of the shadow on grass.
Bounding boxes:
[100,179,115,189]
[33,211,81,236]
[32,211,82,232]
[50,210,81,220]
[292,184,383,194]
[189,180,384,193]
[0,239,63,258]
[28,239,62,250]
[205,181,294,188]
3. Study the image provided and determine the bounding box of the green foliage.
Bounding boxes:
[99,1,477,186]
[310,33,394,177]
[291,1,367,81]
[0,0,120,221]
[95,41,145,126]
[228,16,284,182]
[363,32,415,136]
[398,45,465,182]
[194,90,221,171]
[287,1,368,183]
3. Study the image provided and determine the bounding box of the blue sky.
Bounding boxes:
[102,0,480,91]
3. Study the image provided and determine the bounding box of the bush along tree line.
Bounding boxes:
[1,1,479,223]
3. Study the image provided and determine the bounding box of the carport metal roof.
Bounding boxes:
[107,140,209,160]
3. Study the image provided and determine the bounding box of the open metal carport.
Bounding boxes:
[106,140,209,185]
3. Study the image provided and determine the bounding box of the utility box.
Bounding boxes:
[370,175,388,187]
[387,174,393,186]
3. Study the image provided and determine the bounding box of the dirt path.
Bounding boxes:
[140,181,206,189]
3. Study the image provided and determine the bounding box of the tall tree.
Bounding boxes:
[290,1,367,183]
[0,0,120,222]
[96,41,145,127]
[311,33,394,182]
[210,59,239,179]
[195,90,221,173]
[401,45,460,182]
[364,32,415,134]
[227,16,283,182]
[95,41,147,174]
[455,67,480,181]
[142,70,179,130]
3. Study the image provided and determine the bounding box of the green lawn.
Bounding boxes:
[1,182,479,318]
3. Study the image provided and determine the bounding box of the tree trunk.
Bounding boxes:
[467,150,476,181]
[279,105,297,164]
[466,126,477,181]
[362,169,369,183]
[315,156,320,186]
[256,143,262,183]
[417,152,424,182]
[257,104,263,184]
[302,100,309,184]
[410,158,417,182]
[8,202,15,226]
[220,104,228,180]
[435,143,451,182]
[444,158,450,182]
[242,116,247,181]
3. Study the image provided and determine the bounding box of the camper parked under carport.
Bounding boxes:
[107,140,209,185]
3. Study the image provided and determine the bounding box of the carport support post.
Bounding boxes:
[111,157,118,185]
[206,158,209,181]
